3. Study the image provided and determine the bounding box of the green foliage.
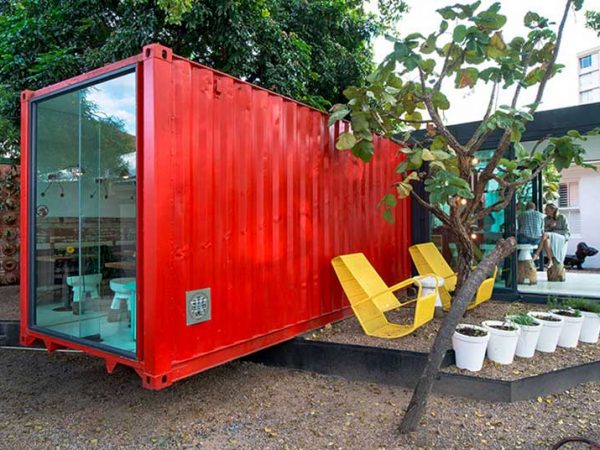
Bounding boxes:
[586,10,600,34]
[0,0,403,157]
[563,298,600,315]
[330,0,594,232]
[549,296,600,316]
[542,164,561,203]
[506,313,540,326]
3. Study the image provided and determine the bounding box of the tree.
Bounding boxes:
[586,10,600,34]
[0,0,407,157]
[330,0,595,433]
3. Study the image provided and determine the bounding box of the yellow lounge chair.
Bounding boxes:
[331,253,438,339]
[409,242,497,311]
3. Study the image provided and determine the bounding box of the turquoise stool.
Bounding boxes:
[109,277,136,340]
[124,279,137,341]
[66,273,102,311]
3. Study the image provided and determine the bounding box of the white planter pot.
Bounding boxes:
[550,310,584,348]
[482,320,520,364]
[506,315,541,358]
[417,275,444,308]
[579,311,600,344]
[452,324,489,372]
[528,312,564,353]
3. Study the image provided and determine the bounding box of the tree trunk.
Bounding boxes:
[398,237,516,434]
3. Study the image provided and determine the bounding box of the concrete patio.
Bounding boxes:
[518,270,600,298]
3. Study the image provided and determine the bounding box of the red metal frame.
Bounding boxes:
[21,44,412,389]
[19,54,145,372]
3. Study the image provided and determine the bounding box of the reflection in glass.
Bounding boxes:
[429,149,513,289]
[33,71,137,354]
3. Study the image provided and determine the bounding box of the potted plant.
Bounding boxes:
[550,308,584,348]
[564,299,600,344]
[506,314,542,358]
[481,320,520,364]
[528,312,564,353]
[452,324,489,372]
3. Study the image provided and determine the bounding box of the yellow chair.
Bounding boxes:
[331,253,438,339]
[408,242,497,311]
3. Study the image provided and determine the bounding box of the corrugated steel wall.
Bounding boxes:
[157,55,412,364]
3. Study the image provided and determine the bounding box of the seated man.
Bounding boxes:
[517,202,545,250]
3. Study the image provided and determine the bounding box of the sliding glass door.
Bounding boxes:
[31,70,138,355]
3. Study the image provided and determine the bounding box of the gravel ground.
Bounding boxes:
[311,300,600,381]
[0,284,19,320]
[0,349,599,450]
[2,287,600,448]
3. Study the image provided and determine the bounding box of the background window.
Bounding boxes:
[580,55,592,69]
[559,182,581,235]
[580,88,600,104]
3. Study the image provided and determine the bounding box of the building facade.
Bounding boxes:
[578,46,600,104]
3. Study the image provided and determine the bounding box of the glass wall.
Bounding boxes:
[32,70,137,355]
[474,150,514,290]
[429,149,515,290]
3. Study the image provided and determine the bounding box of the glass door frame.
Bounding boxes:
[27,64,140,359]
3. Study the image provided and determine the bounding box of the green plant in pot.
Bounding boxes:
[547,296,584,348]
[506,313,541,358]
[563,298,600,344]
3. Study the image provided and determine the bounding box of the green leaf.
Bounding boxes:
[342,87,361,100]
[351,113,369,132]
[437,7,457,20]
[382,209,395,224]
[405,111,423,128]
[511,127,522,143]
[420,58,436,74]
[431,150,451,160]
[523,67,545,86]
[396,182,412,198]
[430,160,446,171]
[396,161,409,174]
[422,149,436,161]
[431,91,450,110]
[456,68,479,89]
[405,32,425,41]
[474,9,507,30]
[352,140,374,162]
[430,136,447,151]
[409,152,423,170]
[336,132,356,150]
[453,25,468,42]
[405,171,420,182]
[380,193,397,208]
[514,142,528,159]
[328,107,350,126]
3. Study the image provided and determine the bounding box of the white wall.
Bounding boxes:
[561,164,600,268]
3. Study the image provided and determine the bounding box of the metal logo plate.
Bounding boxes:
[185,288,211,325]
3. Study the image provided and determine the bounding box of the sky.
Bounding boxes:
[85,72,137,135]
[367,0,600,124]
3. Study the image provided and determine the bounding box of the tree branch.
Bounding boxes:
[418,68,468,156]
[410,187,453,228]
[529,0,572,113]
[465,82,498,154]
[474,159,550,220]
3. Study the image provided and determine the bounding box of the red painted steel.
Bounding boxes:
[21,44,412,389]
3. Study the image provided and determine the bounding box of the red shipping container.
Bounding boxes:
[20,44,411,389]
